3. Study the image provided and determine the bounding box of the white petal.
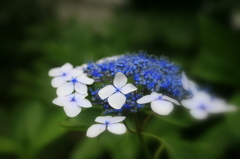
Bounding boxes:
[225,105,237,112]
[137,93,160,104]
[151,100,174,115]
[98,85,116,99]
[57,82,74,96]
[60,63,73,72]
[74,93,88,99]
[109,116,126,124]
[188,81,198,94]
[97,55,122,64]
[113,72,127,89]
[181,72,198,93]
[190,109,208,120]
[77,76,94,85]
[120,83,137,94]
[151,92,162,96]
[181,98,199,109]
[75,83,88,94]
[51,77,66,88]
[76,63,87,70]
[86,124,106,138]
[63,102,81,117]
[181,71,189,90]
[76,99,92,108]
[52,97,64,106]
[107,123,126,134]
[181,91,211,109]
[207,98,226,113]
[162,95,180,105]
[69,69,84,77]
[194,91,210,101]
[49,68,62,77]
[108,92,126,109]
[95,116,113,123]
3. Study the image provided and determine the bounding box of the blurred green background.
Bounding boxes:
[1,0,240,158]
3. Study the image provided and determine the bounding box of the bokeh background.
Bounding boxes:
[1,0,240,158]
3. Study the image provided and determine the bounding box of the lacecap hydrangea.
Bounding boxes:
[49,52,236,138]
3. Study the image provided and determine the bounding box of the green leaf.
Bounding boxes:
[60,124,88,131]
[153,114,189,127]
[35,110,67,151]
[69,138,105,159]
[0,136,18,154]
[191,14,240,86]
[225,92,240,139]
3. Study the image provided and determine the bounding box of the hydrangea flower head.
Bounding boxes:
[48,52,237,139]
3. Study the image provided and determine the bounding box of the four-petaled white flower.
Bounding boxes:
[137,92,180,115]
[86,116,126,138]
[181,72,198,94]
[53,93,92,117]
[48,63,73,88]
[181,91,236,120]
[57,69,94,96]
[98,72,137,109]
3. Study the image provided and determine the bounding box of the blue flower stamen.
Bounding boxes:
[71,78,78,84]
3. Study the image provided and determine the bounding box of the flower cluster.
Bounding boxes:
[49,52,237,137]
[49,63,94,117]
[181,72,236,119]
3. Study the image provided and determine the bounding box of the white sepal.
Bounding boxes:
[108,92,126,109]
[86,124,106,138]
[107,123,126,134]
[57,82,74,96]
[120,83,137,94]
[98,85,116,99]
[113,72,127,89]
[151,100,174,115]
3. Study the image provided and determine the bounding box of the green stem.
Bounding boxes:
[133,113,151,159]
[141,113,153,130]
[142,132,172,157]
[123,120,137,134]
[154,144,164,159]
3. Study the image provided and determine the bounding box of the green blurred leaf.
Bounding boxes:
[70,132,139,159]
[70,138,105,159]
[153,114,189,127]
[196,122,234,159]
[226,92,240,140]
[35,110,67,151]
[162,136,205,159]
[192,14,240,86]
[0,136,18,154]
[60,124,88,131]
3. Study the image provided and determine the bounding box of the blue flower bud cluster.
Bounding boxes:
[85,52,190,115]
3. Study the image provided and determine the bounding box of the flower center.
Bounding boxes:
[199,104,206,110]
[71,97,76,102]
[116,88,121,92]
[62,72,67,76]
[105,121,110,125]
[71,78,78,84]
